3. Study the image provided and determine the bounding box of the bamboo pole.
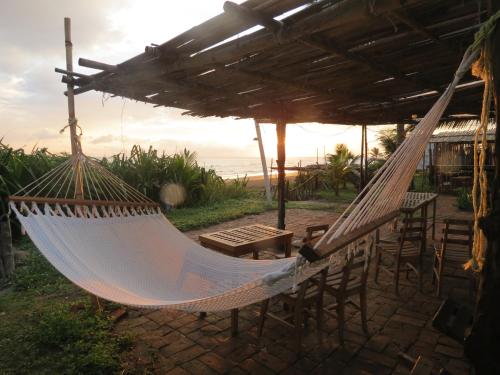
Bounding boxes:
[64,17,99,310]
[64,18,83,200]
[254,120,272,204]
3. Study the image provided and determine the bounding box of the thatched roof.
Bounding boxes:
[63,0,490,125]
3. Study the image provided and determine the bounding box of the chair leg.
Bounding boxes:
[374,249,381,283]
[394,258,401,295]
[294,304,304,353]
[418,257,423,293]
[436,257,444,297]
[359,290,368,334]
[432,256,437,285]
[337,299,346,345]
[316,295,324,342]
[258,299,269,337]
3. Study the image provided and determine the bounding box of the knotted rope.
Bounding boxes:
[466,10,500,271]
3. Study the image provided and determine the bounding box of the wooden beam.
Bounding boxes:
[79,57,118,72]
[276,119,287,229]
[389,10,456,52]
[224,1,440,94]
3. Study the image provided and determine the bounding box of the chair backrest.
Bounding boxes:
[337,241,373,293]
[304,224,330,245]
[400,216,425,244]
[442,218,473,255]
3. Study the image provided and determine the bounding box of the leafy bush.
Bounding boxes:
[1,142,245,209]
[223,175,249,199]
[456,188,473,211]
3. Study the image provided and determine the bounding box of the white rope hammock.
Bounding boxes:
[9,44,480,312]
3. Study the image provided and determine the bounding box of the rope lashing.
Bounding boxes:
[465,9,500,271]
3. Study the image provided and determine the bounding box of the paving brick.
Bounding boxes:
[253,350,288,373]
[390,314,427,328]
[357,348,397,369]
[239,358,275,375]
[171,345,208,364]
[434,344,464,359]
[181,359,217,374]
[199,352,232,374]
[365,334,392,352]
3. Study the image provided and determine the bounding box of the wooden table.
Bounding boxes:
[199,224,293,335]
[401,192,438,254]
[199,224,293,259]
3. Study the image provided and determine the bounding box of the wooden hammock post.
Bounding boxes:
[64,17,100,310]
[465,8,500,371]
[276,119,287,229]
[255,120,272,204]
[64,18,83,200]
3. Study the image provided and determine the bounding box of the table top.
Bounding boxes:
[199,224,293,255]
[401,192,438,211]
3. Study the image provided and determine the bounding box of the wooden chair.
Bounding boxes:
[374,215,425,295]
[320,244,372,344]
[304,223,330,245]
[432,218,474,297]
[258,269,327,352]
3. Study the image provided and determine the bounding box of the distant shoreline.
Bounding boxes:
[225,172,298,188]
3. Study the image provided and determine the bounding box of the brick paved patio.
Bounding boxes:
[117,196,473,374]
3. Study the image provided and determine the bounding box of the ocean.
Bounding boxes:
[197,156,322,179]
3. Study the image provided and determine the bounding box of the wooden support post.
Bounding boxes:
[276,120,287,230]
[64,18,83,200]
[465,7,500,372]
[255,120,272,204]
[0,219,14,278]
[64,18,99,310]
[396,123,405,146]
[364,125,368,186]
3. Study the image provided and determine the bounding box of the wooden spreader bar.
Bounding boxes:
[9,195,160,208]
[300,211,400,262]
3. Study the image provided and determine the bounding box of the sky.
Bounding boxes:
[0,0,390,160]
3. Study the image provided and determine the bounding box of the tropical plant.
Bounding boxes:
[326,144,355,196]
[369,147,382,158]
[376,128,399,157]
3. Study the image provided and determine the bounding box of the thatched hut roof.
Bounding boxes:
[63,0,490,125]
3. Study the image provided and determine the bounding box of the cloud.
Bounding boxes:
[90,134,115,144]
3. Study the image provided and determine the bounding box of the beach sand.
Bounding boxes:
[225,172,298,188]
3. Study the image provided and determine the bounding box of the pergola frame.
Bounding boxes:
[56,0,490,229]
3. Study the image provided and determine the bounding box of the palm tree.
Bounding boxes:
[369,147,381,158]
[327,144,354,196]
[377,128,398,157]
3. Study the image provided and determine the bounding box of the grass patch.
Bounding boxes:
[314,186,358,204]
[167,196,272,231]
[0,239,132,375]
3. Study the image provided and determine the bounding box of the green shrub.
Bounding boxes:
[223,175,249,199]
[456,188,473,211]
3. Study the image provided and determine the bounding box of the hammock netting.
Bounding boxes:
[9,18,496,311]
